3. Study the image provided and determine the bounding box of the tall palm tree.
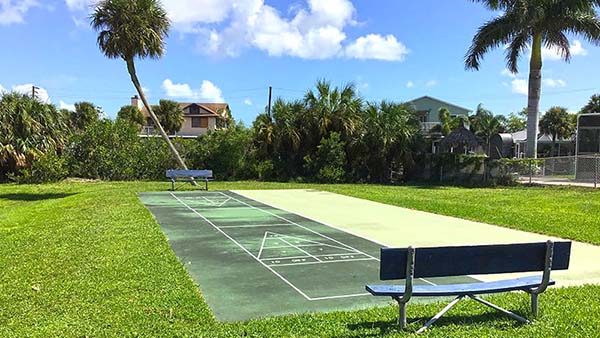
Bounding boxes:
[91,0,189,170]
[465,0,600,158]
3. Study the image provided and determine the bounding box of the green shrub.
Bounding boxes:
[304,132,347,183]
[16,152,68,184]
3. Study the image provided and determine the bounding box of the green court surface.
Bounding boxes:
[139,191,475,321]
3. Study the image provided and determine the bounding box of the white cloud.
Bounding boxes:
[501,69,517,78]
[59,100,76,111]
[541,40,588,61]
[543,78,566,88]
[162,79,225,102]
[67,0,408,61]
[12,84,50,102]
[243,98,253,106]
[425,80,438,87]
[0,0,40,25]
[511,78,528,95]
[406,81,414,88]
[0,84,5,93]
[344,34,408,61]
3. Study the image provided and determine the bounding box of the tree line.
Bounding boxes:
[2,83,600,183]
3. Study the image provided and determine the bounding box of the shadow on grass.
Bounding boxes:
[345,311,526,337]
[0,193,76,201]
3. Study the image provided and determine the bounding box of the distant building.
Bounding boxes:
[131,96,232,138]
[407,96,472,134]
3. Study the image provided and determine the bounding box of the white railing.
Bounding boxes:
[421,122,438,133]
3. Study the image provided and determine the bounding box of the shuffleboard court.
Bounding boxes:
[139,190,476,321]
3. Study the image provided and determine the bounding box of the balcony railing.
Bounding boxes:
[421,122,438,133]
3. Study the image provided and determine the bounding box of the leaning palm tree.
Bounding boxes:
[91,0,189,170]
[465,0,600,158]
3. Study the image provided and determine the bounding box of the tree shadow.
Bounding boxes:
[345,311,527,336]
[0,193,76,201]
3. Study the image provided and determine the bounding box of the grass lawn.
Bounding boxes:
[1,181,599,337]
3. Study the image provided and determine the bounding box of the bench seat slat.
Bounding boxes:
[366,276,554,297]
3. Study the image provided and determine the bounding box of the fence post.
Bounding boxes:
[594,156,600,189]
[529,160,533,185]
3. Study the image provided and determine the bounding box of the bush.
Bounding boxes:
[304,132,347,183]
[188,123,253,180]
[16,152,68,184]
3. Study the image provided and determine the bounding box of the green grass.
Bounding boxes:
[1,181,600,337]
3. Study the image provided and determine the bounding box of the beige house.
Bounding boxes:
[132,96,231,138]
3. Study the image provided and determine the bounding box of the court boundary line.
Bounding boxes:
[227,191,438,287]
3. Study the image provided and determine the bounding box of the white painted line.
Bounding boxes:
[262,243,360,251]
[217,223,292,229]
[262,252,371,261]
[309,293,372,301]
[270,257,375,267]
[279,237,322,262]
[169,192,312,301]
[266,232,361,253]
[256,231,269,259]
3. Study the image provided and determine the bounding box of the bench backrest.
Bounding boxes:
[379,241,572,280]
[166,169,213,178]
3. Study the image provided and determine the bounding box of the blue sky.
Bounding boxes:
[1,0,599,123]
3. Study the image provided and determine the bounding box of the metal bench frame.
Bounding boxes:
[166,170,213,191]
[373,241,562,333]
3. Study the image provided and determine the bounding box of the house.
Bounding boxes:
[132,96,232,138]
[407,96,472,133]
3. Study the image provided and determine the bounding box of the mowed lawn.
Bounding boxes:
[1,181,600,337]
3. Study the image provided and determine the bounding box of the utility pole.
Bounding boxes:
[31,86,39,100]
[267,86,272,117]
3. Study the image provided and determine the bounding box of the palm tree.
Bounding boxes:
[539,106,575,156]
[469,104,503,156]
[580,94,600,114]
[465,0,600,158]
[91,0,189,170]
[153,100,184,135]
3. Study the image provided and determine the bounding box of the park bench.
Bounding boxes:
[366,240,571,333]
[166,169,213,191]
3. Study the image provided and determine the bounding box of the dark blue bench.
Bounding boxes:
[366,241,571,333]
[166,170,213,191]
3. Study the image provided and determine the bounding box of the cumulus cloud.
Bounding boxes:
[541,40,588,61]
[511,78,528,95]
[162,79,225,102]
[344,34,408,61]
[0,84,5,93]
[59,100,76,111]
[425,80,438,87]
[67,0,407,61]
[0,0,40,25]
[406,81,414,88]
[12,84,50,102]
[543,78,566,88]
[501,69,517,78]
[243,98,253,106]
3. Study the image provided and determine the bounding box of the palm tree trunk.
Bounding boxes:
[526,33,543,158]
[125,58,191,173]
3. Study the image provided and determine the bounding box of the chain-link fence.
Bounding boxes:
[507,156,600,188]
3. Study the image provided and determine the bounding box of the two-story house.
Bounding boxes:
[407,96,472,133]
[132,96,231,137]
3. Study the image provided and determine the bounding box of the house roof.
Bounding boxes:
[511,128,574,143]
[407,95,472,114]
[178,103,229,117]
[441,121,480,148]
[140,102,229,118]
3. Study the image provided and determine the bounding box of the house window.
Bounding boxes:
[189,105,199,114]
[192,117,209,128]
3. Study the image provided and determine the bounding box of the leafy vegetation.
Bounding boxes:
[539,107,575,156]
[1,181,600,337]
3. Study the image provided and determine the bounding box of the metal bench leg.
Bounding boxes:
[171,180,175,191]
[531,293,539,318]
[469,295,530,324]
[398,300,407,329]
[416,295,464,334]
